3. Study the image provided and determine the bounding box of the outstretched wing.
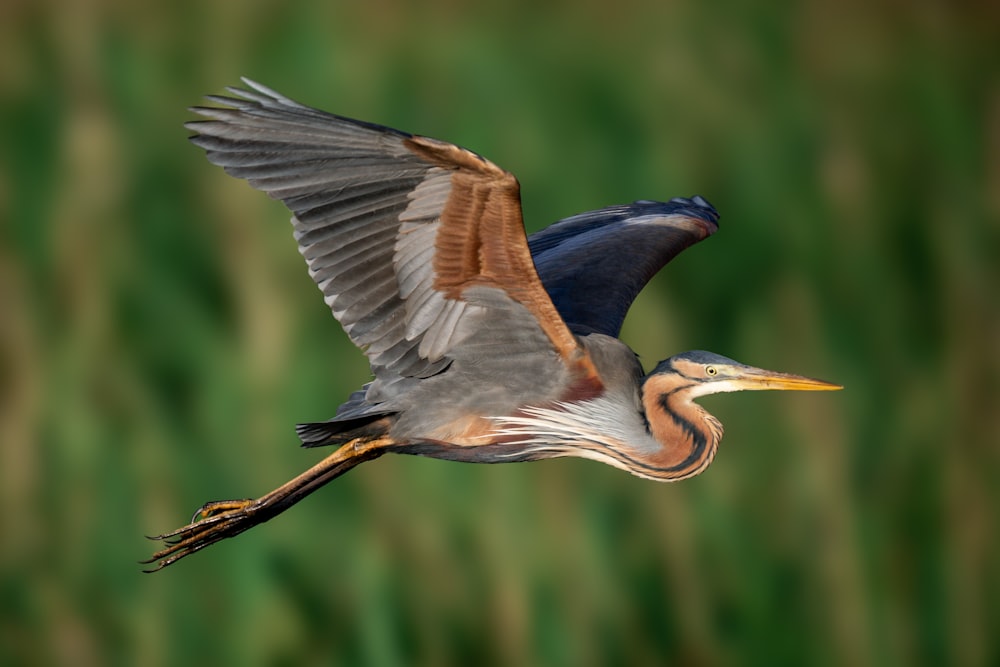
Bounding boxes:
[187,79,592,404]
[528,198,720,338]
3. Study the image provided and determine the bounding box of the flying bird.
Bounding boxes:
[144,79,840,571]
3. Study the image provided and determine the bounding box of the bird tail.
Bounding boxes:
[295,414,395,448]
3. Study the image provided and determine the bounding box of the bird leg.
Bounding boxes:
[142,437,390,571]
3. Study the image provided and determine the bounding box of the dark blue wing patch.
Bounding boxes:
[527,197,719,338]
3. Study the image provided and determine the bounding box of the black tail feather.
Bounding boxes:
[296,414,394,448]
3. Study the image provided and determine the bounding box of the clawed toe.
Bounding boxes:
[142,499,259,571]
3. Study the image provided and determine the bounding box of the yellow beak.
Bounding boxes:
[730,366,843,392]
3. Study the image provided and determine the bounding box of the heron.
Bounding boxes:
[143,79,840,571]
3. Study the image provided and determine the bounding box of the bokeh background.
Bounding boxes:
[2,0,998,665]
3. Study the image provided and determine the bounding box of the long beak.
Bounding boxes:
[731,366,843,392]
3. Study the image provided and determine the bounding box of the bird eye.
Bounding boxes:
[705,366,718,376]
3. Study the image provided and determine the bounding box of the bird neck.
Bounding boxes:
[640,380,724,481]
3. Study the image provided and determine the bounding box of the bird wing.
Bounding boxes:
[527,199,720,338]
[187,79,594,402]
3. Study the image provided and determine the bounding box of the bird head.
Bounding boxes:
[646,350,842,398]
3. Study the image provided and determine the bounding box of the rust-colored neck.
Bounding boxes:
[639,374,724,481]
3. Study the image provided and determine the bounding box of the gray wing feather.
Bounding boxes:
[188,80,568,418]
[188,80,462,391]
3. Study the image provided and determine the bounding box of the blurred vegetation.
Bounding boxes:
[2,0,998,665]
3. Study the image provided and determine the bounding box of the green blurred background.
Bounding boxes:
[2,0,998,665]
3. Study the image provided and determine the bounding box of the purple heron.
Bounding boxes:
[144,80,840,571]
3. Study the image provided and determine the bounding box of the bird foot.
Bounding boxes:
[142,498,257,572]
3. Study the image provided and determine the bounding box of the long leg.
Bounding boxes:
[142,437,391,571]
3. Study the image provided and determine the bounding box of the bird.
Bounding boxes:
[143,79,841,571]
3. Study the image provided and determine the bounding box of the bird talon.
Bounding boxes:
[142,499,260,571]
